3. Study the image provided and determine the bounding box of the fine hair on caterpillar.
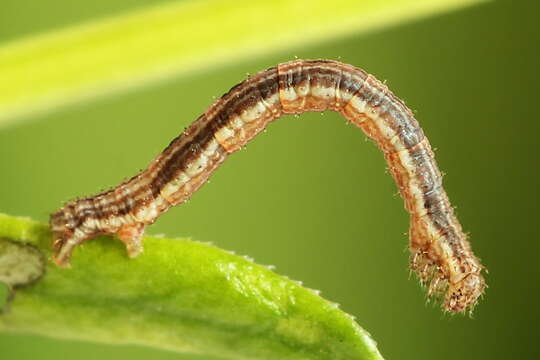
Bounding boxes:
[50,59,486,313]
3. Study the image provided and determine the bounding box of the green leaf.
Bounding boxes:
[0,213,383,360]
[0,0,486,128]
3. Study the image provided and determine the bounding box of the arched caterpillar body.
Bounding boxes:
[50,59,485,313]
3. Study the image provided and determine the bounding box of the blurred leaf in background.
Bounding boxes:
[0,0,485,128]
[1,0,540,359]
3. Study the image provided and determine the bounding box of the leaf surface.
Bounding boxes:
[0,213,383,360]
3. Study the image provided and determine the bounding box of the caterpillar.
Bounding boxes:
[50,59,485,313]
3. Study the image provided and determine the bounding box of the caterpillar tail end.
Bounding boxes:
[50,205,147,267]
[117,223,145,259]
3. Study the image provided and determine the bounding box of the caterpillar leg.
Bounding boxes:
[52,231,91,268]
[117,223,146,258]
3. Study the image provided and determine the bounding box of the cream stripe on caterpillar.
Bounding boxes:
[50,59,485,313]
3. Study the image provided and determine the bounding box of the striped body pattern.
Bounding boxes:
[50,59,485,313]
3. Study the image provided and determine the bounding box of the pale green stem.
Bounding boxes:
[0,213,383,360]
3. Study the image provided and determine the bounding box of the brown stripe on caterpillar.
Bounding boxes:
[50,59,485,313]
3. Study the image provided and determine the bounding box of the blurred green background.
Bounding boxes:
[1,0,538,359]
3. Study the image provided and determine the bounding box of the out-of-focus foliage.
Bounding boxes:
[0,0,485,127]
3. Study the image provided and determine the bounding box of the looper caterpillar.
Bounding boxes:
[50,59,485,313]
